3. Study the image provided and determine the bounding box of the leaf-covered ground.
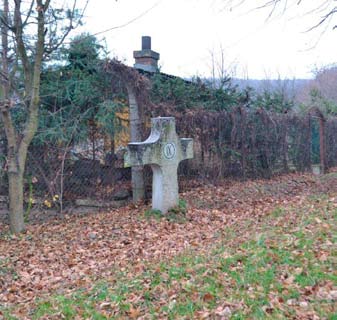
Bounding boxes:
[0,172,336,319]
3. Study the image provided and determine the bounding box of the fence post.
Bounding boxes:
[319,117,327,174]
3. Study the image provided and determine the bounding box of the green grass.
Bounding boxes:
[144,208,163,220]
[2,194,337,319]
[144,198,188,223]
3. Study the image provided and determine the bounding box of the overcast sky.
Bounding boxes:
[76,0,337,80]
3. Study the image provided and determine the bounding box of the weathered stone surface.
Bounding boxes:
[75,199,128,208]
[125,117,193,213]
[112,189,131,201]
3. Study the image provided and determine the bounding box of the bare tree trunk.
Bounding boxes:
[0,0,83,233]
[0,0,25,232]
[8,170,25,233]
[0,0,48,233]
[126,84,144,202]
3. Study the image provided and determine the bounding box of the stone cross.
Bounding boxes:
[125,117,193,213]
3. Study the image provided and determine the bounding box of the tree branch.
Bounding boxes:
[307,7,337,31]
[0,0,17,155]
[0,100,17,169]
[224,0,337,30]
[22,0,35,27]
[19,0,49,170]
[44,0,89,56]
[14,0,32,92]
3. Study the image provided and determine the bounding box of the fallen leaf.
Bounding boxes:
[203,292,215,302]
[128,307,140,319]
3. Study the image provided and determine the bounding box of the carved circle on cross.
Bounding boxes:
[163,142,176,160]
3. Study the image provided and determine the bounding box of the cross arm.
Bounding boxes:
[125,141,161,167]
[124,128,161,167]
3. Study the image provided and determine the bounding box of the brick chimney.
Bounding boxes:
[133,36,160,73]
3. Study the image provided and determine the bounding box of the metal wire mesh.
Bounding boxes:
[1,108,337,211]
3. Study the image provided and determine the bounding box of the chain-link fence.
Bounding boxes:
[0,132,132,212]
[176,108,335,180]
[1,107,337,212]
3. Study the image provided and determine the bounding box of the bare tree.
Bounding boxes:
[206,44,241,107]
[223,0,337,30]
[0,0,86,233]
[296,64,337,114]
[208,45,237,90]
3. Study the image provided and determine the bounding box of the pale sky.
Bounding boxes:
[76,0,337,80]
